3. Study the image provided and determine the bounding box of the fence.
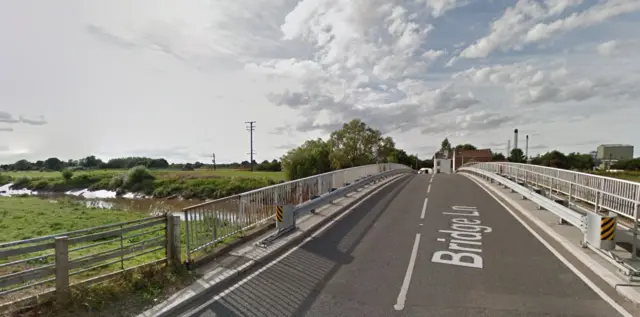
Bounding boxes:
[0,215,180,307]
[182,163,410,262]
[1,163,411,307]
[459,162,640,225]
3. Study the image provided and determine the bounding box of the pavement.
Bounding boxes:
[170,173,639,317]
[138,172,411,317]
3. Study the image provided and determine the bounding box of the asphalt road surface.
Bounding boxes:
[179,173,632,317]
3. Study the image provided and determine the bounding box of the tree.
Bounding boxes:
[44,157,63,171]
[612,158,640,170]
[375,136,396,163]
[328,119,383,169]
[13,159,33,171]
[281,138,332,180]
[79,155,102,168]
[388,149,411,166]
[508,148,526,163]
[492,153,506,161]
[455,144,477,151]
[440,138,452,152]
[566,152,594,170]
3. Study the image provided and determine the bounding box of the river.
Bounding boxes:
[0,183,204,218]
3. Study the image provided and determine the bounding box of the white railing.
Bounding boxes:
[459,162,640,224]
[182,163,412,262]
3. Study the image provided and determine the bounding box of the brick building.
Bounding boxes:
[452,149,493,171]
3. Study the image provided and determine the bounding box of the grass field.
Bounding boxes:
[0,196,246,315]
[4,168,286,181]
[593,171,640,183]
[0,197,147,242]
[1,168,286,200]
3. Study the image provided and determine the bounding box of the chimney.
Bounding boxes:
[513,128,519,149]
[525,135,529,159]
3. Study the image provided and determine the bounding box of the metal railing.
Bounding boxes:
[459,162,640,225]
[0,163,411,308]
[0,216,178,307]
[182,163,411,262]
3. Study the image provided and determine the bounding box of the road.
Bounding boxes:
[178,173,632,317]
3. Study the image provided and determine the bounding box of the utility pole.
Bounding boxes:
[211,153,216,171]
[245,121,256,171]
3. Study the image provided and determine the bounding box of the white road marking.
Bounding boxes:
[420,198,428,219]
[466,175,634,317]
[394,233,421,311]
[427,184,431,194]
[182,175,408,315]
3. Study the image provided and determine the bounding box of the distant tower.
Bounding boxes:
[513,129,519,149]
[525,135,529,159]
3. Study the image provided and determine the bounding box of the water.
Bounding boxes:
[0,183,36,196]
[0,182,203,217]
[68,196,198,216]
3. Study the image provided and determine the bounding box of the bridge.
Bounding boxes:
[2,163,640,316]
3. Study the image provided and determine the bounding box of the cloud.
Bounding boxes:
[421,111,516,136]
[0,0,638,163]
[0,111,19,123]
[459,0,640,59]
[0,111,47,126]
[268,83,480,134]
[596,38,640,57]
[0,127,13,132]
[19,116,47,126]
[453,60,640,108]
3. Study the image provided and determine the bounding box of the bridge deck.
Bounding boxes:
[178,174,631,317]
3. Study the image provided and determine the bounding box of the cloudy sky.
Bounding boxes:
[1,0,638,164]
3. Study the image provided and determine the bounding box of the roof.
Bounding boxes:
[455,149,493,158]
[433,150,452,159]
[598,144,634,148]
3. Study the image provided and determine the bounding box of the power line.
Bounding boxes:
[245,121,256,172]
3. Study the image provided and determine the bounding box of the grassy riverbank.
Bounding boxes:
[2,168,286,181]
[1,167,286,200]
[0,196,246,316]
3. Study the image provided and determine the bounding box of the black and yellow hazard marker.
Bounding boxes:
[276,205,283,222]
[600,217,616,241]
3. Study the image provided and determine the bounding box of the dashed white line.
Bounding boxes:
[427,184,431,194]
[394,233,421,311]
[420,198,429,219]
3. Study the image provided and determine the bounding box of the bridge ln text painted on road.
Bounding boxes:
[431,206,492,269]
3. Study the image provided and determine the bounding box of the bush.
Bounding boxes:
[121,166,155,192]
[109,174,124,189]
[0,172,12,185]
[61,169,74,180]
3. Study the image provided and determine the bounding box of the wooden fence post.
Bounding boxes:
[166,215,182,267]
[54,236,70,303]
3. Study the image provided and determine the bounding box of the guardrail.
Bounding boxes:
[0,163,412,308]
[458,164,586,229]
[459,162,640,225]
[182,163,411,262]
[0,215,179,307]
[459,162,640,277]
